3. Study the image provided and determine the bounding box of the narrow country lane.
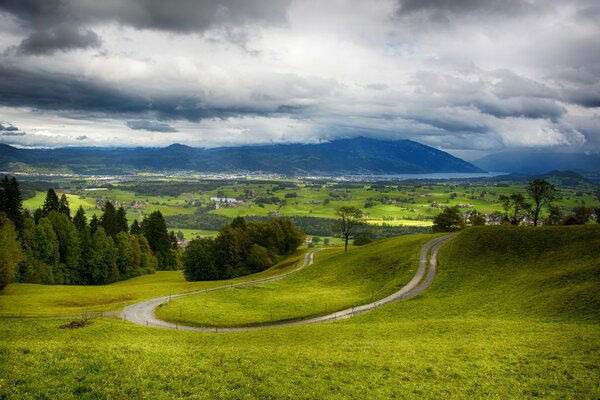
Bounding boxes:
[122,234,456,332]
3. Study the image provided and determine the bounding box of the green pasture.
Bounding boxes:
[156,235,433,327]
[0,252,308,318]
[0,225,598,398]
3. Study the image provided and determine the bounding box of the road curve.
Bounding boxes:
[122,234,456,332]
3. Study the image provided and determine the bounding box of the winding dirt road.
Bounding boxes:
[122,234,455,332]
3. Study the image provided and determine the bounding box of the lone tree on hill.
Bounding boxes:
[336,206,364,252]
[432,206,466,232]
[526,179,558,226]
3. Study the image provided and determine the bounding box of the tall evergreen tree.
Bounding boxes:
[58,194,71,219]
[73,206,87,231]
[100,201,118,237]
[89,214,99,235]
[141,211,175,270]
[130,219,142,235]
[42,189,60,215]
[0,176,24,233]
[116,206,129,234]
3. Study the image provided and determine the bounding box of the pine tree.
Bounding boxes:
[116,206,129,234]
[130,219,142,235]
[42,189,60,215]
[100,201,118,237]
[73,206,87,231]
[89,214,99,235]
[0,176,24,233]
[58,194,71,219]
[141,211,175,270]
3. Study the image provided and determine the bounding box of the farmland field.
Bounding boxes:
[20,173,600,241]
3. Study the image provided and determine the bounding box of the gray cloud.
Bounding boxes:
[126,120,178,132]
[0,122,26,136]
[17,25,101,54]
[0,0,290,33]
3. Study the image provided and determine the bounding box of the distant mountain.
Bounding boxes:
[473,150,600,174]
[0,137,484,175]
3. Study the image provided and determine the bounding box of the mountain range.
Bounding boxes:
[0,137,484,175]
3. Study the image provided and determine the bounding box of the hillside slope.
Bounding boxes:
[375,224,600,322]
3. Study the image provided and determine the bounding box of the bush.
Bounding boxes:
[353,235,373,246]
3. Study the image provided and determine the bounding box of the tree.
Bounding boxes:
[213,225,242,278]
[336,206,364,252]
[89,214,99,235]
[465,209,486,226]
[73,206,87,231]
[573,206,592,225]
[58,194,71,219]
[499,194,531,225]
[230,216,247,230]
[0,214,23,290]
[115,232,134,278]
[432,206,466,233]
[183,238,219,281]
[100,201,118,237]
[141,211,176,270]
[130,219,142,235]
[42,189,60,215]
[526,179,558,226]
[546,205,563,225]
[47,211,81,284]
[0,176,24,233]
[116,206,129,234]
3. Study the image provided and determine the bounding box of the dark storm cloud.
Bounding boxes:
[0,0,290,32]
[0,65,294,121]
[397,0,542,18]
[126,120,178,132]
[0,122,26,136]
[17,25,101,54]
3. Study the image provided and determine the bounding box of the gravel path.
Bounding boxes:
[122,234,455,332]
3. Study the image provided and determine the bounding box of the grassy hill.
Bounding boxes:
[157,234,433,327]
[0,226,598,398]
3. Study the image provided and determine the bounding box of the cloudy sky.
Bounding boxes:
[0,0,599,159]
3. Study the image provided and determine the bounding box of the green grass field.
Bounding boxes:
[0,226,598,398]
[0,252,308,318]
[156,234,433,327]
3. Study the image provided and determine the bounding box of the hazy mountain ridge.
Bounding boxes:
[0,137,483,175]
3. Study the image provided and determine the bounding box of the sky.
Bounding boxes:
[0,0,599,160]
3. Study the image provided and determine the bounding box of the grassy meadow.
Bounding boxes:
[0,225,598,398]
[157,234,434,327]
[0,252,308,318]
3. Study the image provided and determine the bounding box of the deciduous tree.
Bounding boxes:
[526,179,558,226]
[336,206,364,252]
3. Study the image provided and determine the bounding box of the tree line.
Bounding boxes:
[0,176,179,290]
[432,179,600,232]
[183,216,304,281]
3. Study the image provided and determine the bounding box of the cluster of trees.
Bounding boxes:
[433,179,600,232]
[0,176,179,290]
[183,216,304,281]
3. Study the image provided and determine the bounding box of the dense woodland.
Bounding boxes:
[0,176,180,289]
[183,216,304,281]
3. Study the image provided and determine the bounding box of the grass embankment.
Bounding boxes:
[0,226,598,398]
[0,252,308,318]
[156,235,433,327]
